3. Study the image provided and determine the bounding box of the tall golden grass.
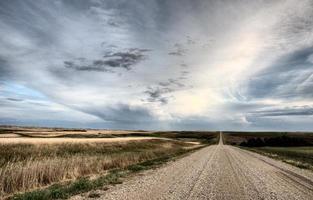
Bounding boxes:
[0,140,191,197]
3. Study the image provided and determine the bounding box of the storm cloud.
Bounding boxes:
[1,0,313,130]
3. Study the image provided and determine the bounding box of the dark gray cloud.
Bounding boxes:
[168,43,186,56]
[249,106,313,117]
[65,48,150,72]
[6,97,23,102]
[144,87,173,104]
[265,47,313,73]
[144,78,187,104]
[64,60,109,72]
[180,71,189,76]
[180,63,188,68]
[0,57,11,80]
[79,104,156,124]
[246,47,313,99]
[186,36,196,45]
[159,78,185,88]
[223,101,271,113]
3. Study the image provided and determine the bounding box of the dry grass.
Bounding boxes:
[0,126,218,198]
[0,139,193,198]
[0,126,153,138]
[0,137,159,144]
[0,134,21,138]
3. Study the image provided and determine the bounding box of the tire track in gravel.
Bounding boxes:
[245,150,313,189]
[227,145,313,199]
[180,145,218,199]
[94,145,219,200]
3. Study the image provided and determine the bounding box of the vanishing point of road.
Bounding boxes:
[84,132,313,200]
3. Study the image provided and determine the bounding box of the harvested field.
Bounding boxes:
[0,134,21,138]
[0,137,159,144]
[0,126,218,199]
[0,139,200,198]
[0,126,153,138]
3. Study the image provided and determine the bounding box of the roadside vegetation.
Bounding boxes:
[244,146,313,170]
[239,135,311,147]
[0,140,192,198]
[0,127,218,199]
[223,132,313,170]
[11,149,202,200]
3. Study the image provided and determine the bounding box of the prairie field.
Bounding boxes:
[0,126,152,138]
[0,137,159,144]
[0,126,218,199]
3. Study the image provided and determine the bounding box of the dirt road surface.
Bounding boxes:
[76,133,313,200]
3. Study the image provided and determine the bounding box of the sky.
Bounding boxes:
[1,0,313,131]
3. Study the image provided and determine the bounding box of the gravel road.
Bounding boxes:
[74,133,313,200]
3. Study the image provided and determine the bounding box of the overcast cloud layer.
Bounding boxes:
[1,0,313,131]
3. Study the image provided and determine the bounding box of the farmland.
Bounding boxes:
[1,128,313,199]
[0,126,218,199]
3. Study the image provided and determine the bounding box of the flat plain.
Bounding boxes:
[0,126,218,199]
[1,126,313,200]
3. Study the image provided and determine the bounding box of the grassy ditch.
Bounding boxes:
[223,132,313,170]
[241,146,313,170]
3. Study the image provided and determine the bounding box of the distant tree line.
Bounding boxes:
[240,136,311,147]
